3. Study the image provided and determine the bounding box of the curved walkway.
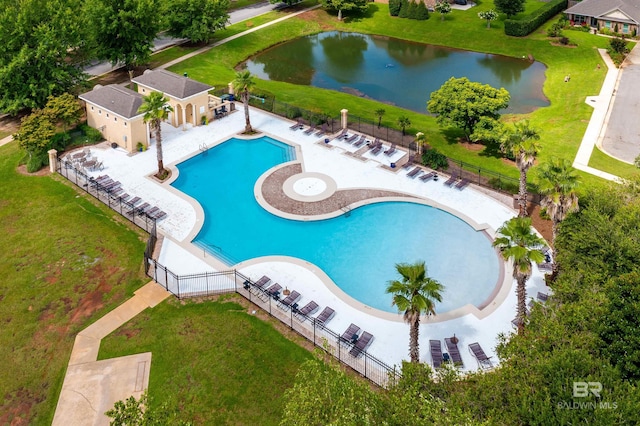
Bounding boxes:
[52,282,170,426]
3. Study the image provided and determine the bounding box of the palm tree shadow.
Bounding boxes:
[479,140,505,159]
[345,4,378,22]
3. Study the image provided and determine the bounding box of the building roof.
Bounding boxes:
[132,70,213,100]
[79,84,144,119]
[566,0,640,24]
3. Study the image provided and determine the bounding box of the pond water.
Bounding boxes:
[244,31,549,114]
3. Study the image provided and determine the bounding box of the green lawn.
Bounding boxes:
[99,296,313,425]
[168,1,637,183]
[589,146,639,179]
[0,142,148,424]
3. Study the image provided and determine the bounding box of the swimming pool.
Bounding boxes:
[172,136,500,314]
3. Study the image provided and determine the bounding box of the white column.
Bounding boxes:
[341,109,348,130]
[228,82,234,95]
[182,106,187,131]
[48,149,57,173]
[192,104,197,126]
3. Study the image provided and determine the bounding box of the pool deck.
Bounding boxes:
[77,107,551,371]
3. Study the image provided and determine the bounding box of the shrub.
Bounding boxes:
[407,0,418,19]
[547,23,563,38]
[389,0,401,16]
[559,36,570,45]
[26,151,49,173]
[398,0,410,18]
[422,147,449,170]
[49,132,71,151]
[415,0,429,20]
[608,37,630,55]
[504,0,567,37]
[286,106,302,119]
[79,124,103,143]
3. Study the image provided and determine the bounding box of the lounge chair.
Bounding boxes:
[353,134,367,147]
[455,178,470,190]
[468,342,493,369]
[279,290,301,308]
[126,197,142,208]
[538,262,553,273]
[384,143,396,156]
[406,167,421,178]
[371,143,383,155]
[303,124,316,135]
[315,306,335,327]
[345,133,359,144]
[443,172,459,187]
[315,123,327,137]
[420,171,437,182]
[289,121,300,130]
[254,275,271,290]
[258,283,282,302]
[294,301,319,321]
[145,206,160,218]
[334,129,348,140]
[340,323,361,345]
[134,202,151,215]
[150,210,167,221]
[444,337,463,366]
[537,292,549,302]
[430,339,443,369]
[349,331,374,357]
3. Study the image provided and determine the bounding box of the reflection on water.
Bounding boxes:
[244,31,549,114]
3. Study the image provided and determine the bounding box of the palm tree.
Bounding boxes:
[138,91,173,177]
[386,261,444,363]
[233,70,256,134]
[537,158,580,275]
[397,115,411,136]
[375,108,386,128]
[500,120,541,217]
[493,217,546,335]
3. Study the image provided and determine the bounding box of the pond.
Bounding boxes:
[243,31,549,114]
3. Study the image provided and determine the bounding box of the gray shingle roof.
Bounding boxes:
[566,0,640,24]
[79,85,144,119]
[132,70,213,100]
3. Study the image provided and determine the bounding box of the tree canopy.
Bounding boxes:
[166,0,230,44]
[494,0,525,18]
[320,0,368,20]
[84,0,163,71]
[0,0,87,114]
[427,77,509,141]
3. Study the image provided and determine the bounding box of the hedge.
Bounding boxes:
[504,0,568,37]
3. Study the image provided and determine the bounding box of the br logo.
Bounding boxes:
[573,382,602,398]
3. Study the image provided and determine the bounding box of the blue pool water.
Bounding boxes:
[172,136,500,314]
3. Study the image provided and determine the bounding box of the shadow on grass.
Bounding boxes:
[345,3,379,23]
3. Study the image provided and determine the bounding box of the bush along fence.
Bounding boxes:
[504,0,568,37]
[56,157,158,233]
[228,91,539,203]
[146,255,401,388]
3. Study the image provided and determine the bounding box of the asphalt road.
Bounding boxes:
[84,1,280,77]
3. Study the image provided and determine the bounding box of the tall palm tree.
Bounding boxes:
[500,120,541,217]
[375,108,386,128]
[493,217,546,335]
[233,70,256,134]
[386,261,444,363]
[138,91,173,177]
[537,158,580,274]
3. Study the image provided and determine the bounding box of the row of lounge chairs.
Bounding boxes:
[242,275,374,357]
[430,338,493,370]
[290,120,328,138]
[89,175,168,221]
[443,172,470,190]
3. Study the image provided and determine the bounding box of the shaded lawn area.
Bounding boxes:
[0,142,148,424]
[99,296,313,425]
[168,1,628,183]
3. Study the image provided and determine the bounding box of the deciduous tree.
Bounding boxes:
[320,0,368,20]
[434,0,451,21]
[44,93,83,136]
[494,0,524,18]
[478,9,498,28]
[167,0,230,44]
[427,77,509,141]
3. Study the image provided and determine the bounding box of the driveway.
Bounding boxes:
[599,42,640,164]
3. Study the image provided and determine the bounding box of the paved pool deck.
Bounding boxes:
[71,107,552,371]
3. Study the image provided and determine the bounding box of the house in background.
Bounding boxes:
[132,69,215,129]
[565,0,640,36]
[79,84,148,153]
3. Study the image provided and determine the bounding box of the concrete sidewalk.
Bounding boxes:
[52,282,171,426]
[572,48,622,181]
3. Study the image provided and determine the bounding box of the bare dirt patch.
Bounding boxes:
[529,204,553,245]
[0,388,43,426]
[458,141,485,152]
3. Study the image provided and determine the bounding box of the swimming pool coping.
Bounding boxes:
[159,130,511,323]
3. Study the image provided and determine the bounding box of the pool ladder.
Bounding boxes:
[340,204,352,217]
[199,143,209,155]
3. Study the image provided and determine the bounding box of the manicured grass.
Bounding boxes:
[168,1,638,183]
[99,296,313,425]
[0,142,148,424]
[148,45,201,69]
[228,0,264,11]
[0,130,10,139]
[589,146,639,179]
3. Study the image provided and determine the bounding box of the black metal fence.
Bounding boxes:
[146,257,400,388]
[57,158,158,233]
[218,92,538,202]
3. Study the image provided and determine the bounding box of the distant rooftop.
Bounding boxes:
[566,0,640,24]
[132,70,213,100]
[79,85,144,119]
